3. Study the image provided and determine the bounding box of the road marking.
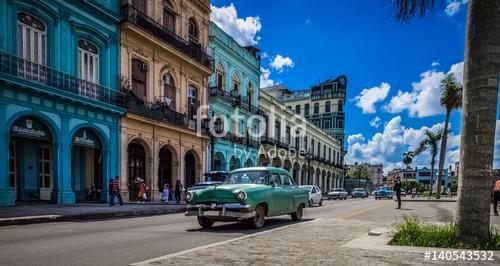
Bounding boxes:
[130,218,323,266]
[336,201,389,219]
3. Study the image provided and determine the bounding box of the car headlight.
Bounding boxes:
[185,191,193,202]
[236,190,247,201]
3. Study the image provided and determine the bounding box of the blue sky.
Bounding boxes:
[210,0,490,172]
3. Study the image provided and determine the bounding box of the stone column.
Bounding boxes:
[0,108,14,206]
[51,117,75,205]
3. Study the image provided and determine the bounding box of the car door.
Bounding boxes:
[280,173,296,213]
[316,186,323,203]
[269,172,286,216]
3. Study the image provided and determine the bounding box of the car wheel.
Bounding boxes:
[197,217,214,229]
[248,204,266,229]
[291,204,303,221]
[319,199,323,206]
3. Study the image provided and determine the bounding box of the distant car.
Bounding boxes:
[351,188,367,199]
[301,185,323,207]
[374,187,393,200]
[327,188,348,200]
[187,171,229,191]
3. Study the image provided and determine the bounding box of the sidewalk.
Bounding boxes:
[0,202,186,226]
[135,218,500,266]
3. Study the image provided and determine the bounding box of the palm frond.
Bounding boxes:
[394,0,435,23]
[440,73,463,111]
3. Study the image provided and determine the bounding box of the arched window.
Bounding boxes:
[78,40,99,83]
[131,59,147,100]
[325,101,331,113]
[231,74,240,98]
[188,85,197,119]
[247,82,253,106]
[188,18,199,43]
[17,12,47,65]
[216,63,225,91]
[163,74,175,109]
[163,0,175,32]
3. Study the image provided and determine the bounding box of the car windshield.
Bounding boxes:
[353,189,363,191]
[226,171,268,184]
[205,173,227,182]
[333,189,342,192]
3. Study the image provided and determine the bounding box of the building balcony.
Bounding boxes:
[123,95,198,131]
[261,136,290,150]
[209,86,264,116]
[219,132,259,149]
[120,4,214,70]
[0,51,125,109]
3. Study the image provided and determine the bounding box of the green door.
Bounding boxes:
[269,172,287,216]
[280,173,296,213]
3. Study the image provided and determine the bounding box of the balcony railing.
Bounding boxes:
[261,136,290,150]
[209,86,265,115]
[124,96,198,131]
[220,132,259,149]
[121,4,214,70]
[0,51,125,107]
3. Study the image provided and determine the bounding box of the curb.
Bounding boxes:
[401,199,456,202]
[0,207,186,227]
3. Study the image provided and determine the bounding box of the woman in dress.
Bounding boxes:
[161,183,170,204]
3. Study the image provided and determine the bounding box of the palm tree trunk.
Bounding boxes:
[456,0,500,244]
[430,159,435,195]
[436,111,450,199]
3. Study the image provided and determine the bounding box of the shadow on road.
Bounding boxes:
[186,218,314,234]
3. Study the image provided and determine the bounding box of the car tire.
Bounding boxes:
[291,204,303,221]
[319,199,323,206]
[248,204,266,229]
[197,217,214,229]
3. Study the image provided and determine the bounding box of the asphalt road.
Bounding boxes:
[0,198,390,266]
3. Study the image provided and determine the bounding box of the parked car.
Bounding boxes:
[185,167,309,229]
[327,188,348,200]
[351,188,367,199]
[374,187,393,200]
[300,185,323,207]
[187,171,229,191]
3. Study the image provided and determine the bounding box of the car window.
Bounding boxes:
[311,186,316,193]
[281,173,296,186]
[270,173,281,186]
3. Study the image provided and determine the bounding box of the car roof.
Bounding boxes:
[231,167,289,174]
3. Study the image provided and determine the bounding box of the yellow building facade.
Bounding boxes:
[119,0,212,201]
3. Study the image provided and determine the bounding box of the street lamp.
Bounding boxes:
[305,148,312,185]
[203,111,216,172]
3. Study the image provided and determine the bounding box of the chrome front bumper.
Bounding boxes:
[185,203,255,219]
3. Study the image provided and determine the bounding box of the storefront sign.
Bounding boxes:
[10,118,51,141]
[73,129,101,149]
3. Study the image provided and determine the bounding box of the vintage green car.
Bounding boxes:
[185,167,309,229]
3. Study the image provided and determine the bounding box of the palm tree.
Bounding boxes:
[403,151,414,183]
[394,0,500,245]
[436,73,462,199]
[414,130,444,195]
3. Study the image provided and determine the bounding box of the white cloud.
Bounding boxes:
[369,116,382,128]
[353,82,391,114]
[432,61,440,67]
[445,0,467,17]
[305,19,312,25]
[384,62,464,117]
[261,52,268,60]
[210,4,262,46]
[346,116,460,173]
[270,55,295,73]
[260,67,274,88]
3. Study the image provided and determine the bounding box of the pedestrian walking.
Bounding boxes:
[161,183,170,204]
[175,179,183,204]
[137,178,146,203]
[393,177,402,209]
[110,176,123,206]
[411,187,416,198]
[492,179,500,216]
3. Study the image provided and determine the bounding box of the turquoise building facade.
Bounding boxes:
[208,22,262,172]
[0,0,123,206]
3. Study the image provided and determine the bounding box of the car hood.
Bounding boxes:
[192,184,266,203]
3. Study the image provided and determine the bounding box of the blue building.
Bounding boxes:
[0,0,123,206]
[208,22,262,171]
[415,167,450,186]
